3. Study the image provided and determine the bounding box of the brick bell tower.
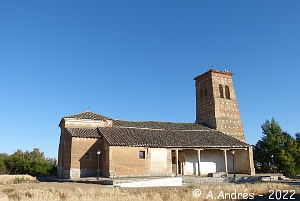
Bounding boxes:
[194,68,246,142]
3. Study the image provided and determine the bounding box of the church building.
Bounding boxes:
[57,69,255,179]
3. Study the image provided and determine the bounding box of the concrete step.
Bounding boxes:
[228,176,258,183]
[183,177,226,183]
[258,175,290,182]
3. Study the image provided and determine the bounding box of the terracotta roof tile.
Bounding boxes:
[113,120,210,131]
[98,127,249,148]
[63,111,250,148]
[64,111,112,121]
[67,128,100,138]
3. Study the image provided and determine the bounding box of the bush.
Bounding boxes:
[28,159,53,176]
[13,177,27,184]
[0,158,7,174]
[2,148,57,176]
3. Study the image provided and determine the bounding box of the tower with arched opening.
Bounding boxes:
[194,68,245,142]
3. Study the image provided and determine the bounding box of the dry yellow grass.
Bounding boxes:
[0,175,36,184]
[0,181,299,201]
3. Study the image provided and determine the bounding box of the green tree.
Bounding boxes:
[13,149,24,157]
[0,158,7,174]
[3,148,57,176]
[278,138,300,177]
[253,118,300,177]
[4,155,30,174]
[27,159,52,176]
[254,118,284,169]
[0,153,8,174]
[261,118,287,155]
[25,148,45,160]
[296,132,300,145]
[278,149,296,177]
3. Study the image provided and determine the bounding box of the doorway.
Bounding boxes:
[172,156,182,174]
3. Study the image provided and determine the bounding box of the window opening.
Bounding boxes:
[139,151,145,159]
[85,153,89,158]
[225,86,230,99]
[219,84,224,98]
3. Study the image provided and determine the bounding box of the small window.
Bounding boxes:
[225,85,230,99]
[200,88,203,98]
[85,153,89,158]
[205,87,208,96]
[219,84,224,98]
[139,151,145,159]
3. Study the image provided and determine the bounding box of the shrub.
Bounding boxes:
[13,177,27,184]
[2,148,57,176]
[0,158,7,174]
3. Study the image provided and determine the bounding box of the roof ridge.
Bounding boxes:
[64,110,95,117]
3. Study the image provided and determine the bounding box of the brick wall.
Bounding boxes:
[57,127,102,179]
[57,129,72,178]
[195,69,245,142]
[70,137,101,178]
[109,146,148,177]
[100,140,110,177]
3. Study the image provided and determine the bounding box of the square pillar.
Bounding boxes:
[248,147,255,175]
[175,149,179,176]
[195,149,204,176]
[222,149,228,173]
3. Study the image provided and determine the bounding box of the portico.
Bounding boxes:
[171,147,253,176]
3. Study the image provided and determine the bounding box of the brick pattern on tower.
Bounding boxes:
[194,69,246,142]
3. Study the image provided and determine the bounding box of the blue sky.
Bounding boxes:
[1,1,299,158]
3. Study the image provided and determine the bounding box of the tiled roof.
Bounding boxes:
[113,120,210,131]
[66,128,100,138]
[63,111,250,148]
[64,111,112,121]
[98,127,249,148]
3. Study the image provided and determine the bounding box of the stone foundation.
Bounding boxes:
[57,168,101,179]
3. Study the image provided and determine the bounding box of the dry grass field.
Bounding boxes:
[0,175,37,185]
[0,175,299,201]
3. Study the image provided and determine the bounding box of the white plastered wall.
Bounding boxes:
[180,149,228,175]
[149,148,172,176]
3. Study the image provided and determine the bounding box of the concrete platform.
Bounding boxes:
[38,173,300,187]
[115,177,182,187]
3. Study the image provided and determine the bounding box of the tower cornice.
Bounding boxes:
[194,69,233,81]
